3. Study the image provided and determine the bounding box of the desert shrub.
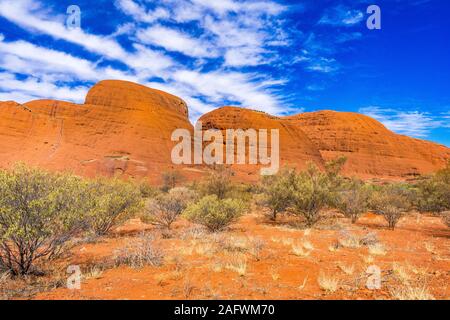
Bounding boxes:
[138,180,159,199]
[141,187,195,229]
[86,178,143,235]
[336,180,370,223]
[183,195,246,232]
[325,156,347,187]
[200,166,233,199]
[370,184,411,230]
[414,163,450,213]
[161,170,184,192]
[260,167,296,220]
[0,165,89,275]
[114,234,163,268]
[226,183,254,203]
[291,164,333,227]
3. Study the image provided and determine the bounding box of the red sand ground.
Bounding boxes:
[33,211,449,300]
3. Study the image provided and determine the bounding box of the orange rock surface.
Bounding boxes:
[202,108,450,179]
[0,80,195,182]
[0,80,449,181]
[287,111,450,179]
[199,107,324,181]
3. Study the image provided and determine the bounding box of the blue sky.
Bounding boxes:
[0,0,449,145]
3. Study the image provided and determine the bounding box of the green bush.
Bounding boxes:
[336,180,370,224]
[260,167,296,221]
[200,166,233,199]
[0,165,89,275]
[290,164,333,227]
[183,195,246,232]
[141,187,195,229]
[138,180,159,199]
[370,184,411,230]
[414,163,450,213]
[86,178,143,235]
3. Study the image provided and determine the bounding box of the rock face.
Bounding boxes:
[0,80,449,182]
[199,107,324,180]
[287,111,450,179]
[0,80,195,182]
[201,108,450,180]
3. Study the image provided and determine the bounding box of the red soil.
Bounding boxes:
[34,212,450,300]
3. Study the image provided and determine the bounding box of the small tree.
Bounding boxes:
[161,170,184,192]
[370,184,411,230]
[336,180,370,224]
[260,167,296,221]
[201,166,233,199]
[86,178,143,235]
[325,156,347,186]
[414,162,450,213]
[183,195,246,232]
[0,165,88,275]
[142,187,195,229]
[291,164,332,227]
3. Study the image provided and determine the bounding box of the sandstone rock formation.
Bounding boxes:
[199,107,324,180]
[201,108,450,180]
[1,80,449,182]
[0,80,195,182]
[287,111,450,179]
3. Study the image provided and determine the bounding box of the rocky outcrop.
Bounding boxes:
[287,111,450,179]
[1,81,448,182]
[0,80,195,182]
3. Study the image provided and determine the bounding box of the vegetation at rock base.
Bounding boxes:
[183,195,247,232]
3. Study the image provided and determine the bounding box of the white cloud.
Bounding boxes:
[306,57,339,74]
[171,69,285,116]
[115,0,170,23]
[319,6,364,27]
[136,25,217,58]
[0,72,88,103]
[0,37,140,82]
[0,0,289,119]
[359,106,446,138]
[0,0,130,61]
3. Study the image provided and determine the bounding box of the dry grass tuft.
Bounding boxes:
[392,262,411,285]
[368,243,387,256]
[226,254,248,277]
[114,234,164,269]
[338,233,361,248]
[302,240,314,251]
[361,255,375,264]
[338,263,355,275]
[390,284,434,300]
[291,243,311,257]
[281,238,294,246]
[83,266,103,280]
[318,272,340,293]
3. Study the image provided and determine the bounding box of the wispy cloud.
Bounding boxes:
[318,5,364,27]
[0,0,290,121]
[136,25,218,58]
[0,72,88,102]
[359,106,447,138]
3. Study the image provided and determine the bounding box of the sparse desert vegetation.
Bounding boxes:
[0,163,449,300]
